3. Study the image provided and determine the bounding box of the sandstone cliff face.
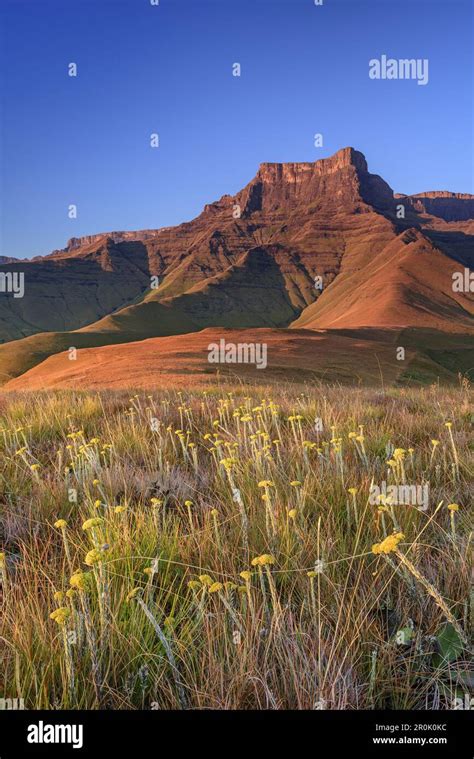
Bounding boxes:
[395,192,474,222]
[0,148,473,380]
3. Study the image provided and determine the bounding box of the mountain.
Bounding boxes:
[0,256,23,264]
[1,147,473,386]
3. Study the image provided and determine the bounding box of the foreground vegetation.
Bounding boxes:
[0,383,472,709]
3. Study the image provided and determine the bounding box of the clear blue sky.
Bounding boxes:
[1,0,472,258]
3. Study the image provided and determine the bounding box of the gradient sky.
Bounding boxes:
[1,0,472,258]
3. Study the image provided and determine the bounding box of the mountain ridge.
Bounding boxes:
[1,147,473,386]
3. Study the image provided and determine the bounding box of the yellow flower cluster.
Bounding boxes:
[251,554,275,566]
[82,517,103,531]
[70,572,88,590]
[50,607,70,626]
[372,532,405,555]
[84,549,102,566]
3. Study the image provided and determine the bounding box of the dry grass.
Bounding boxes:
[0,382,472,710]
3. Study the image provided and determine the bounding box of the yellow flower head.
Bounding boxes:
[82,517,103,531]
[240,570,252,581]
[372,532,405,555]
[307,570,317,578]
[198,574,213,586]
[50,607,70,626]
[54,519,68,529]
[444,421,453,428]
[92,479,100,486]
[69,572,88,590]
[114,505,127,514]
[208,582,223,593]
[210,508,219,517]
[84,549,102,566]
[0,552,5,569]
[251,554,275,567]
[287,508,297,519]
[447,503,459,512]
[258,480,274,488]
[30,463,40,471]
[290,480,302,487]
[53,590,64,601]
[347,487,357,496]
[187,580,201,590]
[184,500,193,507]
[65,589,77,599]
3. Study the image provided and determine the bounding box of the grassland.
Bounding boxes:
[0,382,472,710]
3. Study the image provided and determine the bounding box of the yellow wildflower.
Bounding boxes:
[198,574,213,586]
[50,607,70,626]
[69,572,87,590]
[208,582,223,593]
[84,549,102,566]
[82,517,103,531]
[54,519,68,529]
[187,580,201,590]
[251,554,275,567]
[372,532,405,555]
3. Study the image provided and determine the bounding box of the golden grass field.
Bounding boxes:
[0,382,472,710]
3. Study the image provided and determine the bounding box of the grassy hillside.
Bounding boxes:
[0,384,471,709]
